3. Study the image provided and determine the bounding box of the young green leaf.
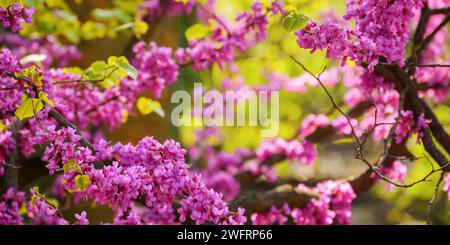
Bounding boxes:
[75,174,90,191]
[91,60,109,73]
[137,97,165,117]
[185,23,211,41]
[81,21,107,40]
[114,57,138,80]
[15,98,44,121]
[63,159,82,174]
[282,13,310,32]
[0,0,18,8]
[39,91,55,107]
[133,20,148,38]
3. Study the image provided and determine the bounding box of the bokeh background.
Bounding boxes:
[16,0,450,224]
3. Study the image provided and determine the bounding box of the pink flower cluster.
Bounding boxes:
[0,187,93,225]
[0,188,25,225]
[299,114,329,137]
[331,115,360,136]
[188,127,256,201]
[46,69,132,131]
[31,125,95,175]
[444,174,450,200]
[251,181,356,225]
[296,19,353,65]
[0,3,34,32]
[251,204,291,225]
[26,191,69,225]
[201,171,240,201]
[379,160,408,192]
[256,138,317,165]
[395,111,431,144]
[0,48,25,122]
[196,146,252,200]
[175,1,283,70]
[139,0,197,21]
[178,175,246,225]
[0,130,14,176]
[132,42,179,99]
[80,137,245,224]
[296,0,424,70]
[0,34,81,68]
[74,211,89,225]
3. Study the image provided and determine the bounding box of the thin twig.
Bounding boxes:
[426,171,445,225]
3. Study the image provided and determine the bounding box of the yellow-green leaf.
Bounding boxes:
[0,0,18,8]
[91,60,109,73]
[15,98,44,121]
[31,194,37,206]
[63,159,82,173]
[108,56,138,80]
[284,4,298,14]
[81,21,107,40]
[116,58,138,79]
[282,13,310,32]
[75,174,90,191]
[185,23,211,41]
[133,20,148,38]
[39,92,55,107]
[137,97,165,117]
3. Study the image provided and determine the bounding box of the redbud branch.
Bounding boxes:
[290,58,446,189]
[427,171,445,225]
[430,6,450,15]
[48,109,106,168]
[290,56,362,147]
[415,14,450,56]
[230,184,318,215]
[408,63,450,68]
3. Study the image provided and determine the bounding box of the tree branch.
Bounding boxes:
[230,184,318,215]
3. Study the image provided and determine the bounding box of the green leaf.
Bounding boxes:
[137,97,165,117]
[108,56,138,80]
[39,92,55,108]
[284,4,298,14]
[101,72,121,89]
[31,186,45,206]
[185,23,211,41]
[116,59,138,80]
[20,66,43,86]
[15,98,44,121]
[282,13,310,32]
[75,174,90,191]
[84,60,114,82]
[45,198,60,209]
[91,61,109,73]
[81,21,107,40]
[63,159,82,173]
[0,0,18,8]
[31,71,43,86]
[133,20,148,38]
[31,194,37,206]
